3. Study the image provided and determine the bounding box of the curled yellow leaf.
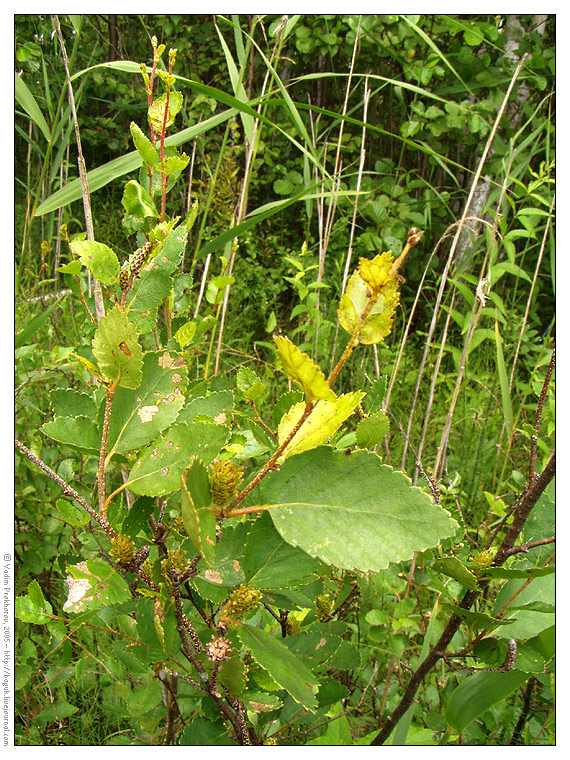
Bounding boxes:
[273,336,336,402]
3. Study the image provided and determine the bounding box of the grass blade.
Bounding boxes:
[494,317,513,433]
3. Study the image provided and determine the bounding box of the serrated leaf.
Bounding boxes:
[69,240,120,285]
[121,179,159,219]
[196,522,248,591]
[148,91,183,131]
[242,512,321,589]
[55,498,90,527]
[237,624,319,711]
[338,258,399,344]
[92,305,143,389]
[71,353,107,383]
[278,392,365,458]
[273,390,304,427]
[236,366,266,400]
[180,460,216,567]
[274,335,335,402]
[15,580,53,624]
[126,420,228,497]
[130,121,159,164]
[174,320,196,348]
[257,447,458,572]
[355,411,390,448]
[41,415,101,456]
[106,350,187,455]
[49,389,98,419]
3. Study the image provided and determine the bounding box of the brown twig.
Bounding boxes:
[15,438,116,539]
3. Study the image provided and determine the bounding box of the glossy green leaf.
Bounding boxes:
[130,121,159,164]
[126,420,228,497]
[446,670,529,733]
[92,305,143,389]
[121,179,158,218]
[106,350,187,455]
[236,366,266,400]
[355,411,390,448]
[237,624,319,711]
[69,240,120,285]
[257,448,458,571]
[177,390,235,426]
[492,573,554,640]
[57,260,83,276]
[180,460,216,567]
[195,522,248,592]
[242,512,321,589]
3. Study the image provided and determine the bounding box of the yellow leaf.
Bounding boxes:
[338,261,400,345]
[274,336,336,402]
[277,391,365,458]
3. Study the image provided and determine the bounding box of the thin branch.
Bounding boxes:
[15,438,116,539]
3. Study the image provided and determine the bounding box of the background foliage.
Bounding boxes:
[14,14,554,746]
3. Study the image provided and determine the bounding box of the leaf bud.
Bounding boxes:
[407,227,424,247]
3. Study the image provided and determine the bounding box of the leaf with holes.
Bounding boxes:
[256,447,458,572]
[92,305,143,389]
[106,350,187,455]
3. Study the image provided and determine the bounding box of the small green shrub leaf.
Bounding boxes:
[180,460,216,567]
[126,420,228,497]
[130,121,159,164]
[92,305,143,389]
[69,240,120,285]
[446,670,529,733]
[237,624,319,711]
[121,179,159,218]
[355,411,390,448]
[257,447,458,571]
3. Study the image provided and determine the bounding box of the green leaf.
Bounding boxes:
[55,498,90,527]
[257,448,458,572]
[92,305,143,389]
[57,260,83,276]
[236,366,266,401]
[195,522,248,591]
[121,179,159,219]
[127,678,163,716]
[180,460,216,567]
[69,240,120,285]
[15,297,66,348]
[355,411,390,448]
[242,512,321,589]
[35,701,79,726]
[432,557,479,591]
[106,350,188,455]
[494,319,513,433]
[126,420,228,497]
[442,603,515,630]
[177,390,235,427]
[237,624,319,711]
[15,580,53,624]
[41,416,101,456]
[130,121,159,164]
[277,393,365,458]
[492,573,554,640]
[15,72,51,141]
[179,717,238,746]
[491,261,533,285]
[446,670,529,733]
